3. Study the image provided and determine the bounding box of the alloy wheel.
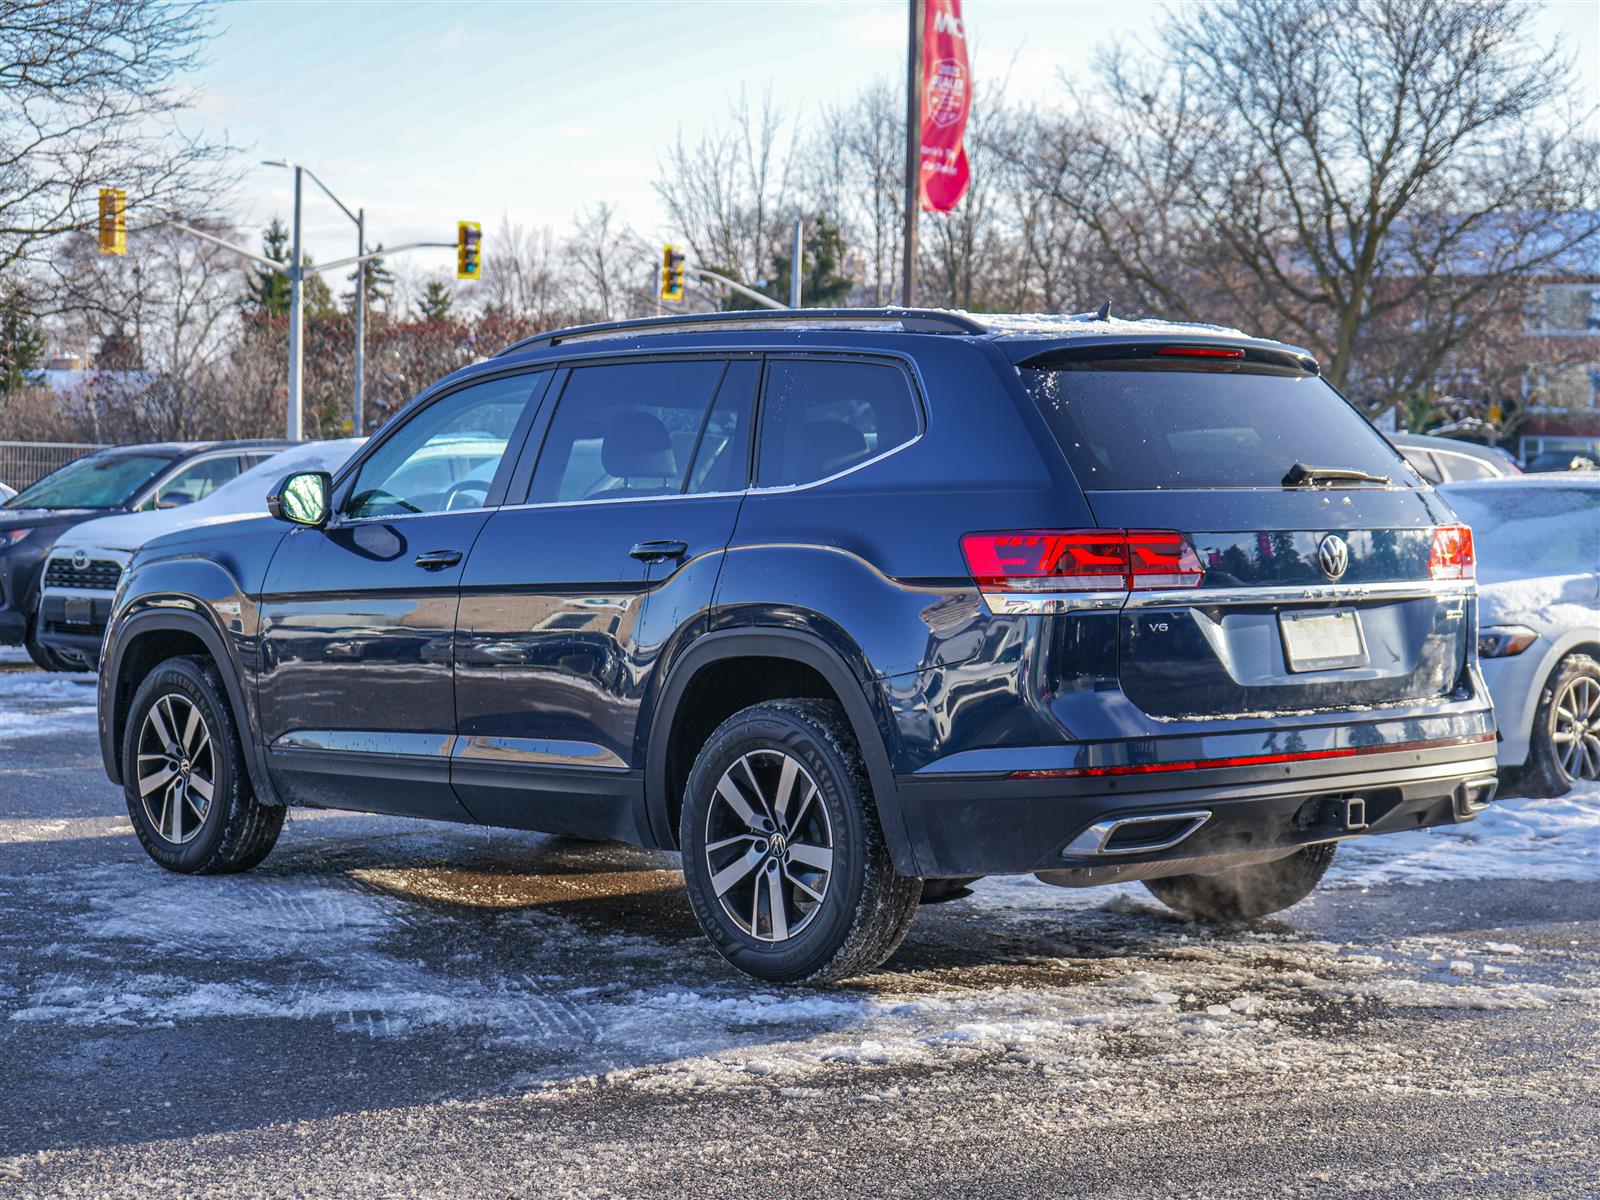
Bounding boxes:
[136,693,216,845]
[1551,675,1600,783]
[703,749,834,943]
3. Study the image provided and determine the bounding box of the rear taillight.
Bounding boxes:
[961,529,1204,593]
[1155,346,1245,359]
[1429,524,1474,580]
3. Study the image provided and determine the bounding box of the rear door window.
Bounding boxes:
[756,358,921,488]
[1019,360,1419,490]
[528,359,729,503]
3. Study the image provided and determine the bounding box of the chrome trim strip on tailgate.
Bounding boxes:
[981,579,1471,615]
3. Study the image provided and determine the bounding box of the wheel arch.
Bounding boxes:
[643,628,919,875]
[101,606,281,806]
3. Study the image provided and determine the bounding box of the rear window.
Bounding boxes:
[1019,362,1418,490]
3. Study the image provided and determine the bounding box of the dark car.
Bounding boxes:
[1387,431,1520,484]
[97,309,1498,984]
[0,441,288,668]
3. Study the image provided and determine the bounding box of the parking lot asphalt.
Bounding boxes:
[1,665,1597,1198]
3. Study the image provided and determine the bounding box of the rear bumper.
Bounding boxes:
[895,734,1498,877]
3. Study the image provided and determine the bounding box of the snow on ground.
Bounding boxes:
[1331,783,1600,885]
[0,667,95,739]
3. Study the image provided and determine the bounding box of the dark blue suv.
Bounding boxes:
[98,309,1498,983]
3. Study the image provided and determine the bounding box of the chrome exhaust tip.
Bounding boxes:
[1060,810,1212,858]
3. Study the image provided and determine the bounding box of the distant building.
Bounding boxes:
[1517,280,1600,462]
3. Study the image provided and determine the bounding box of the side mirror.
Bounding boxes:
[267,470,332,528]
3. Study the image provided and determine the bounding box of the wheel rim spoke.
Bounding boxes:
[704,747,833,943]
[138,764,177,797]
[765,867,788,941]
[714,770,760,830]
[787,842,833,872]
[711,848,764,897]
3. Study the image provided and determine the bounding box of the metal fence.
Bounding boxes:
[0,441,108,491]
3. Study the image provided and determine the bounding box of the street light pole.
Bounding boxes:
[789,217,803,308]
[354,207,366,437]
[901,0,923,307]
[287,164,304,442]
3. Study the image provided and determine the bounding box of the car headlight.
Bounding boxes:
[1478,625,1538,658]
[2,528,32,547]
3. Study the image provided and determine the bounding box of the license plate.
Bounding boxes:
[1280,609,1367,672]
[63,597,92,627]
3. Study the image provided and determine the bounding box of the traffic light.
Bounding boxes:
[457,221,482,281]
[660,244,686,302]
[98,188,126,256]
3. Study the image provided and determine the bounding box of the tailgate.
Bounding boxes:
[1088,488,1470,719]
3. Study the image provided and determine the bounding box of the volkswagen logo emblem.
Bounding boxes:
[71,548,88,571]
[1317,534,1350,581]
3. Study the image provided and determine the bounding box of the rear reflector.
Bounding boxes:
[1155,346,1246,359]
[1007,733,1496,780]
[961,529,1204,593]
[1429,524,1474,580]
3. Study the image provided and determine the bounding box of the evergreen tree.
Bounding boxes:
[764,216,853,307]
[417,281,454,321]
[244,219,338,319]
[0,287,46,393]
[248,220,292,316]
[343,245,394,315]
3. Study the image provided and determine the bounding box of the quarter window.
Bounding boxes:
[756,359,920,488]
[344,373,538,519]
[528,360,730,503]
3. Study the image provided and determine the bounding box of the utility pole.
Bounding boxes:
[790,217,804,308]
[901,0,923,307]
[354,207,366,436]
[287,165,304,441]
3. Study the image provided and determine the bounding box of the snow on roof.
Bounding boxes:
[944,308,1256,341]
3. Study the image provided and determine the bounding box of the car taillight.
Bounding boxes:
[961,529,1203,593]
[1429,524,1474,580]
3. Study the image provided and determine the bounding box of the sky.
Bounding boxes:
[188,0,1600,286]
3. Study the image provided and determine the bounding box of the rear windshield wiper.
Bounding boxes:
[1282,462,1392,488]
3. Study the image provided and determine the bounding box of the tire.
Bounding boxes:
[25,622,76,672]
[1143,843,1336,921]
[679,699,922,984]
[121,656,284,874]
[1521,653,1600,798]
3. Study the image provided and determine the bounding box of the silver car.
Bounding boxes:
[1440,476,1600,794]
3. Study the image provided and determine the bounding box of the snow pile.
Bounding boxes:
[1329,782,1600,886]
[0,669,95,740]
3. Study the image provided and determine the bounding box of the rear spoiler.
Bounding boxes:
[1013,339,1320,375]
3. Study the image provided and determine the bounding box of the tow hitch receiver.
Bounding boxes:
[1344,797,1368,832]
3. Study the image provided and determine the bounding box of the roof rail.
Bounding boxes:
[493,307,990,357]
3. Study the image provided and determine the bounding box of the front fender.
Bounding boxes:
[99,552,279,805]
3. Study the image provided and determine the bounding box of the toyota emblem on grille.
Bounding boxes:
[1317,534,1350,581]
[71,548,88,571]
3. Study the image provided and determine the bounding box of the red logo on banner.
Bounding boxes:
[920,0,970,212]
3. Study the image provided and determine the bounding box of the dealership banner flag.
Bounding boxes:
[920,0,971,212]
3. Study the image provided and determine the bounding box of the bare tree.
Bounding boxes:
[565,202,649,322]
[1014,0,1600,408]
[655,87,797,292]
[479,218,570,324]
[810,80,904,305]
[53,217,250,440]
[0,1,229,285]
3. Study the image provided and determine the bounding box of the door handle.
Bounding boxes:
[630,539,688,563]
[414,549,463,571]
